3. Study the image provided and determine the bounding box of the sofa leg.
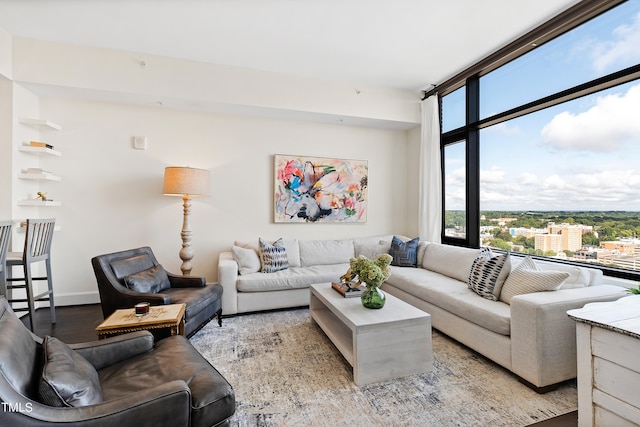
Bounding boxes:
[517,377,562,394]
[217,308,223,327]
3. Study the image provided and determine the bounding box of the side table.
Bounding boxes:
[568,295,640,427]
[96,303,186,339]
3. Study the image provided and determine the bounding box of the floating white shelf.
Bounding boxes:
[18,173,62,182]
[17,200,62,207]
[18,146,62,157]
[19,118,62,131]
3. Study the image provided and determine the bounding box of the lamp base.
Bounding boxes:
[179,195,194,276]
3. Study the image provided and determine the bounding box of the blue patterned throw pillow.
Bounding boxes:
[259,238,289,273]
[468,247,509,301]
[389,236,419,267]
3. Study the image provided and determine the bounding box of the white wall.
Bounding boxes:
[37,97,412,304]
[0,81,12,219]
[13,37,420,129]
[0,26,11,80]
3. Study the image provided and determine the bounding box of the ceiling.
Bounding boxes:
[0,0,581,93]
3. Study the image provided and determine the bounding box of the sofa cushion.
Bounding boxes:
[299,239,354,267]
[39,336,103,407]
[165,284,222,322]
[389,236,419,267]
[354,235,393,260]
[422,243,480,283]
[499,256,570,304]
[123,265,171,293]
[259,238,289,273]
[232,245,261,275]
[557,266,589,289]
[386,267,511,336]
[468,248,510,301]
[237,264,349,292]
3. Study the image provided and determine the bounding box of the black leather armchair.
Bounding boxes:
[0,296,235,427]
[92,247,223,337]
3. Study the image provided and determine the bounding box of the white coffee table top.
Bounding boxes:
[310,283,430,331]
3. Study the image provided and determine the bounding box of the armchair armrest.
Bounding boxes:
[510,284,625,388]
[70,331,154,370]
[116,287,171,306]
[167,271,206,288]
[3,380,190,426]
[218,252,239,315]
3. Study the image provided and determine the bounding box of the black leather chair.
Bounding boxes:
[92,247,222,337]
[0,296,235,427]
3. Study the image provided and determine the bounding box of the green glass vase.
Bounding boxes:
[361,285,386,309]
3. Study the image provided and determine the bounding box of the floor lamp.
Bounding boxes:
[163,166,211,276]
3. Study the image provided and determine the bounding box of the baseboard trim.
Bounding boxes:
[50,292,101,306]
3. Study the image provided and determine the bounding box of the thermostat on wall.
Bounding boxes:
[133,136,147,150]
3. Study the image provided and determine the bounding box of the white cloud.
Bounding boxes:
[541,83,640,152]
[446,166,465,186]
[478,167,640,210]
[480,167,504,184]
[483,121,522,136]
[592,12,640,73]
[518,172,538,186]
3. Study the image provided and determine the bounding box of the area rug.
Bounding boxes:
[190,308,577,427]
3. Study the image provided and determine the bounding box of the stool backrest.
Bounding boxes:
[0,221,11,275]
[22,219,56,263]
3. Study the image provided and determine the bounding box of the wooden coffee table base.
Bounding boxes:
[310,283,432,386]
[96,303,186,339]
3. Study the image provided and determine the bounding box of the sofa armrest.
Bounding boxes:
[510,284,626,388]
[167,272,206,288]
[70,331,155,370]
[218,251,239,315]
[2,380,191,426]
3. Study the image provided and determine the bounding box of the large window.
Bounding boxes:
[440,0,640,279]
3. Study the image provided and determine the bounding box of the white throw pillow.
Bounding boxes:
[232,245,261,275]
[499,256,569,304]
[354,235,393,260]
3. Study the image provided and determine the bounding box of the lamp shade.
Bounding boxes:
[163,166,211,197]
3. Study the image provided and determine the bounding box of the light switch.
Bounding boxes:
[133,136,147,150]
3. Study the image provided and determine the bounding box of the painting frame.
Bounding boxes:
[274,154,368,223]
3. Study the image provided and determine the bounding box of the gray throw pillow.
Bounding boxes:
[124,265,171,293]
[38,336,103,407]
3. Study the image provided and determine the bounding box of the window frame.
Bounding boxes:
[436,0,640,280]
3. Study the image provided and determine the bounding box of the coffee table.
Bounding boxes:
[96,303,186,339]
[309,283,432,385]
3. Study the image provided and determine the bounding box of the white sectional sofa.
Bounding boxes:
[218,235,625,391]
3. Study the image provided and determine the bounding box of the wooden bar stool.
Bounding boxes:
[0,221,12,301]
[6,218,56,332]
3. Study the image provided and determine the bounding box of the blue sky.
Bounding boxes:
[444,0,640,211]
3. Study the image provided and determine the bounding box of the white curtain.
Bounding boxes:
[418,95,442,244]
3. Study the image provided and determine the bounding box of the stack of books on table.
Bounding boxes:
[331,281,366,298]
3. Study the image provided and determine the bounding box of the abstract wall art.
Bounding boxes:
[274,154,368,223]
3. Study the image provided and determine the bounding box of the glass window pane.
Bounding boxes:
[479,79,640,271]
[441,87,465,133]
[444,140,466,239]
[480,0,640,119]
